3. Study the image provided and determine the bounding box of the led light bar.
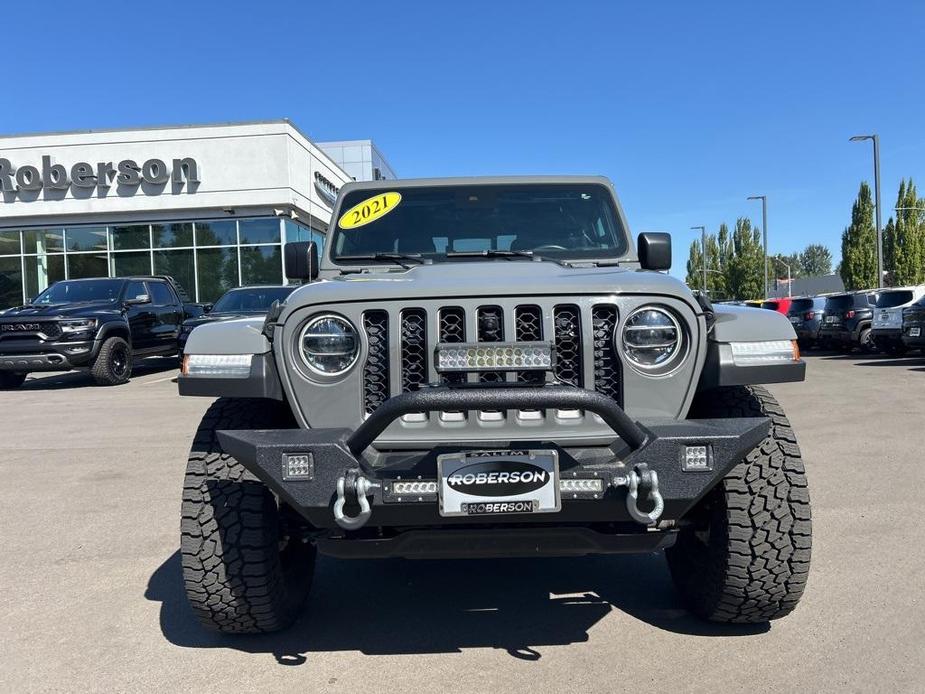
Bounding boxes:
[391,480,439,495]
[559,478,605,494]
[435,341,554,372]
[182,353,253,378]
[730,340,799,367]
[383,479,439,503]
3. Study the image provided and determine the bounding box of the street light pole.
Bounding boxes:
[850,134,883,286]
[747,195,768,298]
[690,225,707,292]
[770,257,791,297]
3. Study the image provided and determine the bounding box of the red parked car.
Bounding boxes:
[762,298,792,315]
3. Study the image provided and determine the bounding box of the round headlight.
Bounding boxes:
[299,314,359,376]
[620,306,685,374]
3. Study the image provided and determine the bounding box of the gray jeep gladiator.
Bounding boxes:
[177,177,811,633]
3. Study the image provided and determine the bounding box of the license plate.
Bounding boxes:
[911,327,921,337]
[790,316,801,324]
[437,449,560,517]
[825,316,837,323]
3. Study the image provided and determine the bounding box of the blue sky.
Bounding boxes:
[4,1,924,278]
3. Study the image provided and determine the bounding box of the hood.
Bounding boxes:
[182,311,263,329]
[0,301,122,320]
[285,261,695,318]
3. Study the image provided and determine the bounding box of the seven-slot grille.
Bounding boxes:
[361,302,623,414]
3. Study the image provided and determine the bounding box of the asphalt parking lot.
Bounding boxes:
[1,354,924,692]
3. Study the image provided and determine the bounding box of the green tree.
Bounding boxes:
[840,182,878,290]
[882,216,896,285]
[891,178,925,285]
[798,244,833,276]
[685,240,705,290]
[717,223,732,272]
[727,217,765,299]
[704,233,726,298]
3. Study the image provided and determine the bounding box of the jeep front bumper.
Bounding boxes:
[218,385,769,558]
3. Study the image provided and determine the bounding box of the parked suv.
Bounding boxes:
[871,286,925,355]
[901,295,925,352]
[179,285,297,355]
[818,291,880,352]
[787,296,827,348]
[176,176,811,633]
[0,276,204,387]
[762,298,792,315]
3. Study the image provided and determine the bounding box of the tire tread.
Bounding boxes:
[667,385,812,623]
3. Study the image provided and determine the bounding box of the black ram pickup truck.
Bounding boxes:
[0,275,205,388]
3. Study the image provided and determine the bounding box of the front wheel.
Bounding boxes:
[181,397,316,633]
[666,385,812,623]
[91,336,133,385]
[0,372,27,389]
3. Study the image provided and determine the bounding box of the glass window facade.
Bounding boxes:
[0,216,323,309]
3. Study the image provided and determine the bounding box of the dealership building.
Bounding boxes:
[0,120,396,309]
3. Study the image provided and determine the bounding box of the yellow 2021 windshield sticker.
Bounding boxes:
[338,191,402,229]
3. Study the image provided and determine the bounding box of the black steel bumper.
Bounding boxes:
[218,385,770,558]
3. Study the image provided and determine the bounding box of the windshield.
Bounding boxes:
[790,299,814,312]
[875,291,913,308]
[211,286,295,313]
[33,279,124,305]
[762,301,780,310]
[330,183,628,263]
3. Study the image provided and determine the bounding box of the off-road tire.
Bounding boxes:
[90,336,133,385]
[666,385,811,623]
[0,372,27,389]
[181,397,316,633]
[858,327,874,353]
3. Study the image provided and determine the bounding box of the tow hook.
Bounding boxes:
[333,469,380,530]
[613,464,664,526]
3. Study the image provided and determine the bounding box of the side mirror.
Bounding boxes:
[284,241,319,282]
[637,232,672,271]
[124,294,151,306]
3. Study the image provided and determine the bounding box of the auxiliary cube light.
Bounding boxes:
[435,341,553,372]
[682,445,712,472]
[283,453,314,480]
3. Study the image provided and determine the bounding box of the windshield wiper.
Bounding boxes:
[445,250,537,260]
[337,253,431,269]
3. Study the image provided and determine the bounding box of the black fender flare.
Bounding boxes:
[92,321,132,358]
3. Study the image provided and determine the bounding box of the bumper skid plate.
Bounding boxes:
[217,385,769,556]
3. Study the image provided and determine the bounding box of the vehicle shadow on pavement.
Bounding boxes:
[850,356,925,369]
[17,358,178,390]
[146,550,768,664]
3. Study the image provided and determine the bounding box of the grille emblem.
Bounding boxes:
[1,323,42,332]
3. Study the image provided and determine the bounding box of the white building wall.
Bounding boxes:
[0,121,351,228]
